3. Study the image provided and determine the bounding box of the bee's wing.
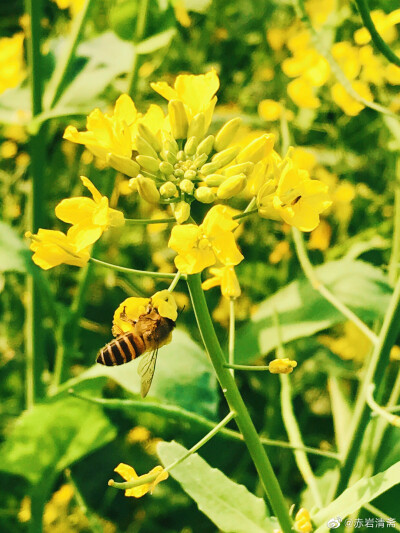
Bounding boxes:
[137,348,158,398]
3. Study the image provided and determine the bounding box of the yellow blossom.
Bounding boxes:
[151,289,178,321]
[0,34,25,94]
[247,151,281,196]
[1,140,18,158]
[127,426,151,444]
[151,70,220,130]
[26,229,90,270]
[331,42,361,80]
[55,176,124,250]
[269,358,297,374]
[294,508,313,533]
[359,45,386,86]
[306,0,334,28]
[354,9,400,45]
[202,265,241,299]
[385,64,400,85]
[283,48,330,87]
[168,205,244,274]
[174,0,191,27]
[290,147,317,173]
[319,321,371,363]
[269,241,291,264]
[64,95,164,176]
[331,80,373,116]
[287,78,320,109]
[113,463,168,498]
[52,0,85,16]
[308,219,331,251]
[258,99,282,121]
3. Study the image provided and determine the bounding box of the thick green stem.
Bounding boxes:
[127,0,150,96]
[333,275,400,496]
[354,0,400,67]
[25,0,45,407]
[388,158,400,284]
[186,274,292,533]
[44,0,95,109]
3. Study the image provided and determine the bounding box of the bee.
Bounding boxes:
[96,304,176,398]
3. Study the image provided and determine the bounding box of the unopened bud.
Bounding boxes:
[224,162,254,177]
[268,358,297,374]
[159,161,174,175]
[204,173,226,186]
[184,136,198,156]
[137,176,160,204]
[174,201,191,224]
[237,133,275,164]
[135,135,158,159]
[192,153,208,169]
[217,174,247,199]
[184,169,197,180]
[174,168,184,178]
[196,135,214,156]
[161,150,177,165]
[214,117,242,152]
[138,123,162,152]
[211,146,241,168]
[128,177,138,192]
[160,181,177,198]
[176,150,185,161]
[162,136,179,155]
[201,162,221,175]
[136,155,161,173]
[180,179,194,194]
[106,154,140,178]
[168,100,188,140]
[195,186,216,203]
[188,113,206,140]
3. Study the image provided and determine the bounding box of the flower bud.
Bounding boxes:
[184,136,198,156]
[201,161,222,175]
[135,135,159,159]
[161,150,177,165]
[136,155,161,173]
[174,201,191,224]
[179,179,194,194]
[176,150,185,161]
[196,135,215,156]
[159,161,174,175]
[138,123,162,152]
[224,162,254,177]
[194,186,216,203]
[217,173,247,199]
[237,133,275,164]
[162,137,179,155]
[137,175,160,204]
[184,169,197,180]
[160,181,177,198]
[168,100,188,140]
[222,266,241,299]
[214,117,242,152]
[128,177,138,192]
[211,146,241,168]
[204,173,226,186]
[187,112,206,140]
[106,154,140,178]
[268,358,297,374]
[192,153,208,169]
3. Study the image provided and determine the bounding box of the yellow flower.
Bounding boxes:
[359,45,385,86]
[202,265,241,299]
[0,34,25,94]
[151,70,220,130]
[294,508,313,533]
[290,147,317,173]
[259,156,331,231]
[287,78,320,109]
[331,80,373,116]
[269,358,297,374]
[55,176,124,250]
[385,63,400,85]
[247,151,281,196]
[25,229,90,270]
[151,289,178,321]
[331,42,361,81]
[354,9,400,45]
[258,99,282,121]
[269,240,291,264]
[319,322,372,363]
[1,140,18,158]
[283,49,330,87]
[64,95,164,176]
[168,205,244,274]
[52,0,85,16]
[113,463,168,498]
[306,0,334,28]
[308,219,331,251]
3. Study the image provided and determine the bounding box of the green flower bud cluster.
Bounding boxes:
[132,112,275,223]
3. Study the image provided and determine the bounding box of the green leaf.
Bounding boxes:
[328,377,352,456]
[136,28,176,54]
[0,397,116,485]
[60,329,218,420]
[235,260,391,364]
[157,441,274,533]
[312,461,400,532]
[0,86,30,125]
[0,222,32,273]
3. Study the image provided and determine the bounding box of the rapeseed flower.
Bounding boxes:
[0,34,25,94]
[269,358,297,374]
[113,463,168,498]
[354,9,400,45]
[55,176,125,250]
[168,205,244,274]
[52,0,85,16]
[202,265,241,299]
[294,508,313,533]
[25,229,90,270]
[331,80,373,116]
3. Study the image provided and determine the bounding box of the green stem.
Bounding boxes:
[292,228,378,345]
[388,158,400,284]
[186,274,292,533]
[232,208,259,221]
[69,390,340,460]
[44,0,95,109]
[168,271,182,292]
[224,363,271,371]
[354,0,400,67]
[366,384,400,428]
[25,0,45,408]
[363,503,400,532]
[127,0,150,97]
[90,257,186,280]
[228,299,235,376]
[333,275,400,497]
[125,217,176,225]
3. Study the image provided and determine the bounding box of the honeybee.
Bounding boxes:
[96,304,176,397]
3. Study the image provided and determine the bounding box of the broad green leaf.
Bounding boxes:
[0,86,30,125]
[136,29,176,54]
[312,461,400,532]
[184,0,213,12]
[0,222,32,273]
[328,377,352,455]
[157,441,274,533]
[0,397,116,485]
[235,260,391,364]
[60,329,218,420]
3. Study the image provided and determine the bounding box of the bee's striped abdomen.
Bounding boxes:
[97,332,144,366]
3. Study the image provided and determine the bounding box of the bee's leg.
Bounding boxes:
[119,306,136,326]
